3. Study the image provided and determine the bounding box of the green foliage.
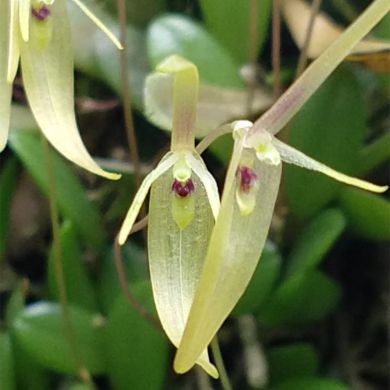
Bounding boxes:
[48,221,98,311]
[105,282,169,390]
[270,377,350,390]
[147,14,244,88]
[199,0,272,63]
[0,332,15,390]
[12,302,106,375]
[9,131,106,251]
[286,68,367,219]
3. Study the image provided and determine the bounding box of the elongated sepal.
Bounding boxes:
[7,0,20,83]
[20,0,120,179]
[148,166,218,378]
[118,153,177,245]
[174,151,282,375]
[273,138,388,193]
[0,1,12,151]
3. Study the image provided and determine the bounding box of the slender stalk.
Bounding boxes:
[272,0,282,99]
[246,0,259,114]
[116,0,141,189]
[113,240,161,331]
[210,337,232,390]
[41,137,95,388]
[295,0,323,78]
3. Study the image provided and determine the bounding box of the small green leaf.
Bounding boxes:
[233,241,282,316]
[9,130,106,251]
[199,0,272,63]
[285,68,366,219]
[12,301,106,375]
[0,332,15,390]
[339,187,390,241]
[267,343,319,384]
[5,281,26,328]
[360,132,390,175]
[259,270,341,327]
[147,14,244,89]
[48,221,98,311]
[286,209,346,278]
[105,281,169,390]
[0,158,18,263]
[270,377,350,390]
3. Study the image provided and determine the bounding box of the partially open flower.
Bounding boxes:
[0,0,122,179]
[118,55,220,378]
[174,0,389,375]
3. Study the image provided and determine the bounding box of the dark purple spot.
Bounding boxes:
[236,166,257,193]
[172,179,195,198]
[32,6,51,21]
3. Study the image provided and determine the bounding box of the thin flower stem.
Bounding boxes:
[41,137,95,388]
[210,337,232,390]
[116,0,141,190]
[272,0,282,99]
[295,0,323,78]
[113,240,162,331]
[246,0,259,114]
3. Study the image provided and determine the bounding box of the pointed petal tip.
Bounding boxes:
[173,355,219,379]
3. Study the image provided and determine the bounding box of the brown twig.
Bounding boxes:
[272,0,282,99]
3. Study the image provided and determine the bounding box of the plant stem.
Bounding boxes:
[116,0,141,189]
[211,337,232,390]
[272,0,282,99]
[41,137,95,388]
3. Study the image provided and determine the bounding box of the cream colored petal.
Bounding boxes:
[70,0,123,50]
[7,0,20,83]
[19,0,31,42]
[118,153,177,245]
[144,72,272,138]
[148,166,218,378]
[273,138,388,193]
[20,0,119,179]
[174,150,282,374]
[0,1,13,151]
[185,152,220,219]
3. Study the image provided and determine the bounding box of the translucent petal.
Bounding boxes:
[19,0,31,42]
[186,152,220,219]
[20,0,120,179]
[7,0,20,83]
[273,138,388,193]
[70,0,123,50]
[174,152,282,374]
[148,167,218,378]
[0,1,12,151]
[118,153,177,245]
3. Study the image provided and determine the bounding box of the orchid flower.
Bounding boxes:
[0,0,122,179]
[174,0,389,376]
[118,55,220,378]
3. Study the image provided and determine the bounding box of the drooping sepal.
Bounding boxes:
[19,0,120,179]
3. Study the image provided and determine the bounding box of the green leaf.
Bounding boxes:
[259,270,341,327]
[233,241,282,316]
[286,209,346,278]
[105,281,169,390]
[199,0,272,63]
[48,221,98,311]
[268,343,319,384]
[9,130,106,251]
[339,187,390,241]
[285,68,366,219]
[97,243,148,314]
[68,0,148,109]
[5,281,26,329]
[360,132,390,175]
[12,301,106,375]
[270,377,350,390]
[147,14,244,89]
[0,332,15,390]
[0,158,18,263]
